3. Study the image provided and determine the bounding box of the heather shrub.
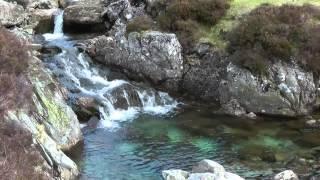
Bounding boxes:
[126,15,154,34]
[227,4,320,75]
[0,121,50,179]
[0,28,48,179]
[156,0,230,50]
[0,27,32,118]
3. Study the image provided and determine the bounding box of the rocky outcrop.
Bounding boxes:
[218,62,317,116]
[162,159,244,180]
[63,4,105,32]
[6,57,82,179]
[27,8,58,33]
[183,44,318,116]
[274,170,299,180]
[0,0,26,27]
[86,29,184,92]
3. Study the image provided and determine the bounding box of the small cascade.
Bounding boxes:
[43,9,65,41]
[53,10,64,34]
[42,12,178,130]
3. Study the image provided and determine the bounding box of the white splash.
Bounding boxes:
[43,11,178,130]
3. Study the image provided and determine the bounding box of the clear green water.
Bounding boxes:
[76,108,320,180]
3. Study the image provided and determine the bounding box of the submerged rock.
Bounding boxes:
[274,170,299,180]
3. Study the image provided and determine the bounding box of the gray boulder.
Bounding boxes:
[163,160,244,180]
[86,30,183,92]
[162,170,189,180]
[0,0,25,27]
[192,159,225,177]
[218,62,317,116]
[102,0,133,22]
[63,4,105,32]
[6,57,82,179]
[274,170,299,180]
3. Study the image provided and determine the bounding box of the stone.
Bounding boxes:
[101,0,131,22]
[224,172,245,180]
[162,169,189,180]
[305,119,320,128]
[274,170,299,180]
[0,0,25,27]
[6,56,82,179]
[86,30,183,92]
[192,159,225,177]
[63,5,105,33]
[245,112,257,119]
[218,62,317,116]
[28,0,59,9]
[188,173,216,180]
[28,8,58,34]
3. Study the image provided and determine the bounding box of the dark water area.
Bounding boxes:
[75,108,320,180]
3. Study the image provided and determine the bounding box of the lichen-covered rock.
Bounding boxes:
[218,62,317,116]
[101,0,133,22]
[274,170,299,180]
[0,0,26,27]
[86,30,183,92]
[6,57,82,179]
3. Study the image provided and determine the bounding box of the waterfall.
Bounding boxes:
[43,17,178,130]
[43,9,65,40]
[53,10,64,34]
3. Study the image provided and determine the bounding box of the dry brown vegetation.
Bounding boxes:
[0,27,50,179]
[227,4,320,75]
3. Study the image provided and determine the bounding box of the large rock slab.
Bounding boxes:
[274,170,299,180]
[218,62,317,116]
[0,0,25,27]
[63,4,105,32]
[6,57,82,179]
[163,159,244,180]
[86,30,184,92]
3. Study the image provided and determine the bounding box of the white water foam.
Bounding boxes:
[43,9,65,41]
[44,11,179,130]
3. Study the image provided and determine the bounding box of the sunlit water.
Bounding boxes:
[72,109,320,180]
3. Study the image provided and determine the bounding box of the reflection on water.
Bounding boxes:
[77,108,320,179]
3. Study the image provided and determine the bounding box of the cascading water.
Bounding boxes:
[53,10,64,34]
[43,10,178,130]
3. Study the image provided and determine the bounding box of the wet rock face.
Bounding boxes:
[6,57,83,179]
[0,0,26,27]
[182,45,227,102]
[218,62,317,116]
[86,30,184,92]
[28,8,58,34]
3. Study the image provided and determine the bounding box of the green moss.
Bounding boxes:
[34,81,69,130]
[201,0,320,49]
